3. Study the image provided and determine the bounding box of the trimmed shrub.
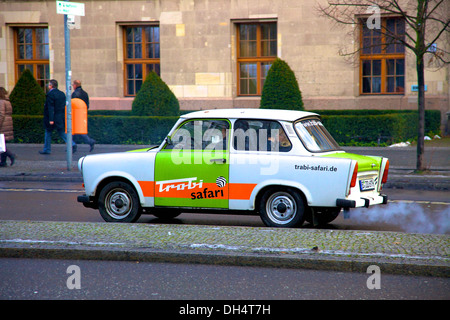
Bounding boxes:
[260,58,304,111]
[132,72,180,116]
[11,115,179,145]
[87,116,178,145]
[11,110,440,146]
[321,110,440,146]
[9,69,45,115]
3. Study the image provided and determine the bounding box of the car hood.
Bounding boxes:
[126,145,159,152]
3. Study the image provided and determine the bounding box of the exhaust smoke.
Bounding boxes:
[351,201,450,234]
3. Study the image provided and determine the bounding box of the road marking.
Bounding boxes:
[388,200,450,205]
[0,239,126,246]
[0,188,82,193]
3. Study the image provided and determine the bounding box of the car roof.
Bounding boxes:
[181,108,319,122]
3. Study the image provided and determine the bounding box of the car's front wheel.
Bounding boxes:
[259,187,305,228]
[98,181,142,222]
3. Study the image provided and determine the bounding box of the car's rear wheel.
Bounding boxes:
[259,187,305,228]
[152,209,182,220]
[98,181,142,222]
[305,207,341,226]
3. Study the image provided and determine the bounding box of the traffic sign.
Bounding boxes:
[56,1,85,16]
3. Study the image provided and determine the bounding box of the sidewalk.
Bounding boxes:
[0,143,140,182]
[0,143,449,277]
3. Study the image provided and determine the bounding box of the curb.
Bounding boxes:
[0,245,448,278]
[0,173,82,182]
[384,175,450,191]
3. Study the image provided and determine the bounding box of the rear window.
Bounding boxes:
[233,119,292,152]
[294,118,340,152]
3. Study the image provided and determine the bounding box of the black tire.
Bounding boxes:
[98,181,142,222]
[259,187,305,228]
[152,209,182,220]
[305,207,341,226]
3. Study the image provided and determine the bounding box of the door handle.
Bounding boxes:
[210,158,226,164]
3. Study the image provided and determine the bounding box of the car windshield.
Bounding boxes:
[294,118,341,152]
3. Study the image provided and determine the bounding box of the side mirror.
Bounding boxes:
[165,136,173,145]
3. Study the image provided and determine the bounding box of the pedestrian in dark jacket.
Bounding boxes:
[39,79,77,154]
[0,87,16,166]
[72,80,95,151]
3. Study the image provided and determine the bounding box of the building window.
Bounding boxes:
[237,22,277,96]
[360,17,405,94]
[14,27,50,91]
[123,25,160,96]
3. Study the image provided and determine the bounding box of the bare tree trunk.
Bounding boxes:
[415,0,427,172]
[416,54,425,171]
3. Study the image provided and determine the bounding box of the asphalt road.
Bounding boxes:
[1,257,448,300]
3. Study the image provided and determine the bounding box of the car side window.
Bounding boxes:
[165,119,229,151]
[233,119,292,152]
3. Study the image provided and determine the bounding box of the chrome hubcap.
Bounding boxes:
[106,189,132,219]
[266,192,297,224]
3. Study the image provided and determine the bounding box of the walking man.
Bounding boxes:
[72,80,95,151]
[39,79,77,154]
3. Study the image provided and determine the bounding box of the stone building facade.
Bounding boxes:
[0,0,448,125]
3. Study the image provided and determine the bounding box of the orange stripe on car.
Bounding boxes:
[229,183,257,200]
[138,181,155,197]
[138,181,256,200]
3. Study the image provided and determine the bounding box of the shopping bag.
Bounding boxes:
[0,134,5,153]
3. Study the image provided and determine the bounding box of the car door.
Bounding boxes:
[154,119,230,209]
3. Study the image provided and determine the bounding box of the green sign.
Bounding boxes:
[56,1,85,16]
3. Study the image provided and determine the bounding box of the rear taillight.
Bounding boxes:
[382,160,389,184]
[350,162,358,188]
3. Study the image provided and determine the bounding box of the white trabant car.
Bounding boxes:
[77,108,389,228]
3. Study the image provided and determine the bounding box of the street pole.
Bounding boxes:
[64,8,72,171]
[58,0,84,171]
